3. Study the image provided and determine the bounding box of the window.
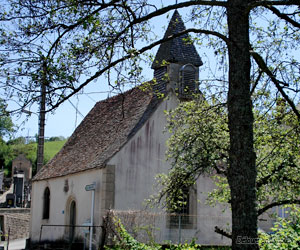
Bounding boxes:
[43,187,50,219]
[168,186,197,229]
[272,206,290,219]
[179,64,197,96]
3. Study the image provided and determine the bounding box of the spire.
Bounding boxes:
[151,10,202,69]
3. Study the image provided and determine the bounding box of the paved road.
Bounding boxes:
[0,238,27,250]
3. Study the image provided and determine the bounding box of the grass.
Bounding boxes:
[44,140,67,160]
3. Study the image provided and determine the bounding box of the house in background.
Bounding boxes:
[12,154,32,184]
[30,11,243,248]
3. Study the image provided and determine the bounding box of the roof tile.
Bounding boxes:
[151,10,202,69]
[34,87,158,181]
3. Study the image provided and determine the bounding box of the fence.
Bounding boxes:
[38,210,234,248]
[39,224,102,249]
[104,210,232,246]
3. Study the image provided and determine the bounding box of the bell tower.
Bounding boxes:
[151,10,203,99]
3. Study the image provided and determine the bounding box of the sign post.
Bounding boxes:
[85,182,96,250]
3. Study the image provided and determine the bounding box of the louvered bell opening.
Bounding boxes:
[179,64,196,97]
[153,66,167,97]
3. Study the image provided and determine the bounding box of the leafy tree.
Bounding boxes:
[0,1,300,249]
[0,139,12,175]
[10,141,37,174]
[46,136,66,142]
[0,98,14,174]
[7,136,27,145]
[158,96,300,231]
[6,136,66,175]
[259,206,300,250]
[0,99,14,139]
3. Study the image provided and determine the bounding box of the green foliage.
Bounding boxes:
[0,0,150,112]
[46,136,66,142]
[107,217,160,250]
[153,97,229,210]
[0,138,13,172]
[156,96,300,216]
[2,137,66,176]
[7,136,26,145]
[11,142,36,170]
[0,99,14,139]
[259,206,300,250]
[107,217,206,250]
[0,99,15,173]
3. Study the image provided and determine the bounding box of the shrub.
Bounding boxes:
[259,206,300,250]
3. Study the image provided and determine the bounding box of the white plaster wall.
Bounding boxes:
[108,93,232,245]
[30,169,103,243]
[195,175,231,245]
[108,93,178,211]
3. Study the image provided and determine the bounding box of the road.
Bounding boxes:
[0,238,27,250]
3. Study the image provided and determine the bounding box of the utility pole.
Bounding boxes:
[36,62,47,173]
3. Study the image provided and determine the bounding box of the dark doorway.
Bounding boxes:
[69,200,76,242]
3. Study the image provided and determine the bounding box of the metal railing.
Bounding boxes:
[39,224,102,250]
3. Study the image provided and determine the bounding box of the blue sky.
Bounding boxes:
[7,1,300,140]
[11,1,187,139]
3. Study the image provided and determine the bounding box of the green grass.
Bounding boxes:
[11,139,67,164]
[44,140,66,160]
[8,139,67,176]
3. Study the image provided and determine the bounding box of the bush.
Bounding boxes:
[259,206,300,250]
[106,216,229,250]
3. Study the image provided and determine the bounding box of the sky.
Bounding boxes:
[11,1,201,140]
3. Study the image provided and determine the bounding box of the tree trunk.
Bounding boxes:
[226,1,258,249]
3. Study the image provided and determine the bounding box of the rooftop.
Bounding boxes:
[34,87,159,181]
[151,10,202,69]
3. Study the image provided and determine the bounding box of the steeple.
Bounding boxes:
[151,10,203,99]
[151,10,202,69]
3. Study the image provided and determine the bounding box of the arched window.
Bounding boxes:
[43,187,50,219]
[179,64,197,96]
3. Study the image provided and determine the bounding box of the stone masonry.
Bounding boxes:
[0,208,30,241]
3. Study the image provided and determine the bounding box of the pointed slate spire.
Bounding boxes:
[151,10,203,69]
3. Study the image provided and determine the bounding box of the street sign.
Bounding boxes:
[85,183,96,191]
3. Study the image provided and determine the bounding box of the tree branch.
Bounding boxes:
[48,28,228,111]
[258,199,300,216]
[215,226,232,239]
[256,162,285,189]
[265,6,300,28]
[250,50,300,121]
[250,0,300,9]
[47,0,121,58]
[250,70,263,96]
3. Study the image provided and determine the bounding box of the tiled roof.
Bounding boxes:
[34,87,158,181]
[151,10,203,69]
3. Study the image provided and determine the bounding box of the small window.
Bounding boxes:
[179,64,197,96]
[272,206,290,219]
[168,186,197,229]
[43,187,50,219]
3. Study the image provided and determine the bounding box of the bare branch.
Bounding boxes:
[250,70,263,96]
[215,226,232,239]
[48,28,228,111]
[250,0,300,9]
[265,6,300,28]
[251,50,300,121]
